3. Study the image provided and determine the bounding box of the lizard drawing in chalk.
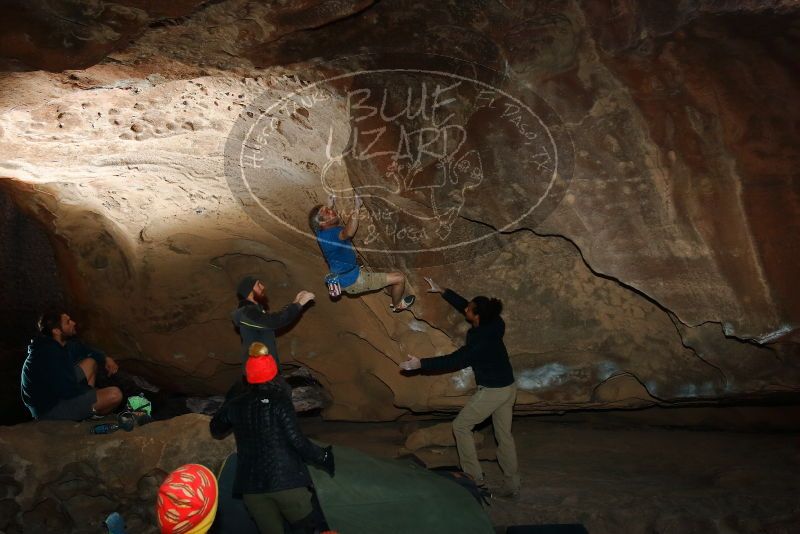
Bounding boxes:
[320,124,485,241]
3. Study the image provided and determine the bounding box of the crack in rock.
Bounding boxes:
[666,314,729,388]
[342,329,398,364]
[590,371,666,403]
[209,251,287,269]
[458,212,778,351]
[451,213,800,400]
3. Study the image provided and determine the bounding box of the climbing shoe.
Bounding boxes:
[390,295,416,312]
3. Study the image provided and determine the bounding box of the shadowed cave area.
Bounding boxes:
[1,1,799,533]
[0,188,66,426]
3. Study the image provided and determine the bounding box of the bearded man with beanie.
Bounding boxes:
[231,276,315,366]
[210,342,335,533]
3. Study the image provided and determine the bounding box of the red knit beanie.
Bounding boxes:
[246,354,278,384]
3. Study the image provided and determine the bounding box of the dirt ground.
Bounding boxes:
[300,407,800,534]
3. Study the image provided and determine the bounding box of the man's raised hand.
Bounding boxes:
[424,277,443,294]
[399,355,421,371]
[294,291,316,306]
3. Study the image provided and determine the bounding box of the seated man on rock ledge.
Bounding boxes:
[20,310,123,421]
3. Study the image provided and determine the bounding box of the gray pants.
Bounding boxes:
[452,383,520,489]
[39,365,96,421]
[40,388,96,421]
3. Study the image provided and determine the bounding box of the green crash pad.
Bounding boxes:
[212,453,259,534]
[308,444,495,534]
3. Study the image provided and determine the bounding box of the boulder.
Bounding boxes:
[0,414,233,534]
[404,421,485,451]
[0,0,798,422]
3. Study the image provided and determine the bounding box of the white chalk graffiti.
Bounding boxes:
[516,363,570,391]
[224,62,571,258]
[320,82,485,240]
[596,360,619,381]
[451,367,476,390]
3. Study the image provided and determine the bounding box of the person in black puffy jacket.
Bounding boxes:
[210,342,334,533]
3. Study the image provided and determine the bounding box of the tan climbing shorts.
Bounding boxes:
[343,270,390,295]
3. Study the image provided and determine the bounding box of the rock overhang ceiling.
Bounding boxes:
[0,0,798,420]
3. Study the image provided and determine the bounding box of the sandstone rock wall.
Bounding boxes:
[0,0,798,420]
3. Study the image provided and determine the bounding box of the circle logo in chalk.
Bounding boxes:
[225,54,573,266]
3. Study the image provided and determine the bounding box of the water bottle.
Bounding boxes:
[117,412,135,432]
[90,423,119,434]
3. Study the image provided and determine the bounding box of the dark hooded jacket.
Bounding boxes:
[420,289,515,388]
[231,299,302,365]
[20,336,102,418]
[210,380,327,495]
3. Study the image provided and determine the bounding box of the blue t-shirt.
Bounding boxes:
[316,226,360,287]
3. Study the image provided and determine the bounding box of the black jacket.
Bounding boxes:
[210,381,327,495]
[231,300,302,365]
[420,289,515,388]
[20,336,100,418]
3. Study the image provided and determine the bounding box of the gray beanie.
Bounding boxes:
[236,276,259,301]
